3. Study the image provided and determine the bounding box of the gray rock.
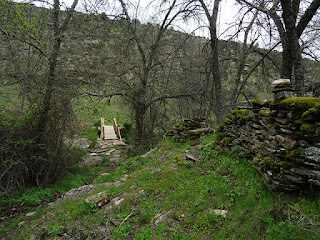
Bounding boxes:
[308,179,320,186]
[210,209,228,218]
[185,154,198,162]
[64,137,91,149]
[25,212,37,217]
[18,221,26,228]
[305,147,320,162]
[275,135,297,150]
[290,168,320,180]
[81,154,103,166]
[250,123,264,130]
[104,197,125,211]
[152,210,172,226]
[110,157,120,163]
[272,79,291,86]
[85,191,110,207]
[60,184,96,201]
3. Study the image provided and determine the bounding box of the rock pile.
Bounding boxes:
[272,79,295,103]
[166,118,213,141]
[216,87,320,192]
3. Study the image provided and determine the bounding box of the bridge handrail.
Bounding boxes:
[113,118,122,140]
[100,118,105,146]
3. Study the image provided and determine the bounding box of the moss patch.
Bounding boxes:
[259,108,271,117]
[228,109,251,123]
[252,99,271,108]
[286,148,305,162]
[301,104,320,121]
[281,97,320,111]
[300,123,317,133]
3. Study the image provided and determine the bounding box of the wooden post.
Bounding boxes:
[100,118,104,146]
[117,112,119,128]
[113,118,122,141]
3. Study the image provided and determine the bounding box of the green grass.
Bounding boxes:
[4,134,320,239]
[73,96,131,126]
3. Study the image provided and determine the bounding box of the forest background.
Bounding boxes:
[0,0,320,193]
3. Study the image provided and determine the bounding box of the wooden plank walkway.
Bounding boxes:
[100,118,126,148]
[103,125,118,140]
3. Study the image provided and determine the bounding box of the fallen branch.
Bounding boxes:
[119,207,135,228]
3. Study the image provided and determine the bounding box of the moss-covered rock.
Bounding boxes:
[176,124,185,132]
[223,118,232,125]
[301,104,320,121]
[300,123,317,134]
[227,109,251,123]
[216,96,320,192]
[252,99,271,108]
[286,148,305,162]
[281,97,320,111]
[259,108,271,117]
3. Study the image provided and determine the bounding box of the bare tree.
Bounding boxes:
[237,0,320,96]
[87,0,203,144]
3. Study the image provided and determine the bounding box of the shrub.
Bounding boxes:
[0,110,83,196]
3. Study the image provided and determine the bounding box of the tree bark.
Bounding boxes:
[280,0,305,95]
[134,104,146,144]
[199,0,224,124]
[37,0,78,137]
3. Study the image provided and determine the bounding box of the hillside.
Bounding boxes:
[1,2,320,239]
[1,134,320,239]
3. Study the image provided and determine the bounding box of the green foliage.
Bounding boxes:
[73,97,130,127]
[19,188,53,205]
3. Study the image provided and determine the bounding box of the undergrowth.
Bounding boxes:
[2,134,320,239]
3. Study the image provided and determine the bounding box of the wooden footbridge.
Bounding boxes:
[100,118,125,148]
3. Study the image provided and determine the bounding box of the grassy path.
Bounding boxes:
[2,135,320,239]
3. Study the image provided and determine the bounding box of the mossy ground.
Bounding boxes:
[2,134,320,239]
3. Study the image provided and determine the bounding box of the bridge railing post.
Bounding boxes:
[100,118,105,146]
[113,118,122,141]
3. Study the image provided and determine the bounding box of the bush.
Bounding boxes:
[0,110,83,196]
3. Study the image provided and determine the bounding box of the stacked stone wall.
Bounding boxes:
[216,97,320,192]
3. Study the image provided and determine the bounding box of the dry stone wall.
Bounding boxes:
[166,118,213,141]
[216,97,320,192]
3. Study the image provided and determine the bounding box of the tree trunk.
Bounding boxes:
[291,37,304,96]
[280,36,293,80]
[280,0,305,96]
[134,103,146,144]
[134,82,147,144]
[37,0,61,138]
[210,21,223,124]
[211,42,223,124]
